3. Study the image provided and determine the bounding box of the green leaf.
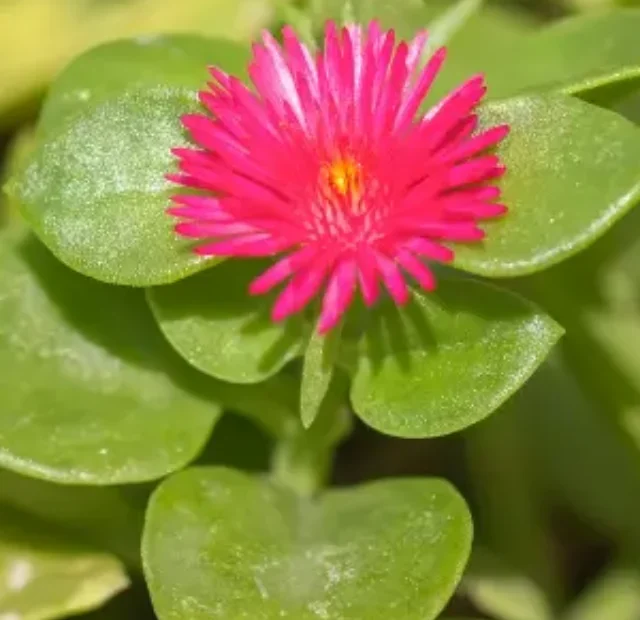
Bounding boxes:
[0,224,221,484]
[454,95,640,278]
[299,324,342,429]
[0,469,145,570]
[464,409,561,605]
[561,563,640,620]
[14,36,249,286]
[148,260,305,384]
[37,35,248,137]
[434,9,640,102]
[0,506,128,620]
[143,467,472,620]
[462,548,553,620]
[422,0,484,58]
[349,278,562,438]
[517,356,640,549]
[71,589,155,620]
[423,6,535,104]
[488,10,640,100]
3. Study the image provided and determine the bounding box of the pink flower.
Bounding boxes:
[169,21,509,333]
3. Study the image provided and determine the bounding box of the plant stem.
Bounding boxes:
[270,373,353,497]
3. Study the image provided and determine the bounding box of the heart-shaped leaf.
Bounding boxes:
[13,36,248,286]
[143,467,472,620]
[147,261,305,384]
[0,506,128,620]
[0,224,221,484]
[454,95,640,278]
[349,278,562,438]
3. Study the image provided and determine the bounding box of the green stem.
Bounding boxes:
[271,373,353,497]
[270,429,332,497]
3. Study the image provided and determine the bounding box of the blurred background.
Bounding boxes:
[2,1,640,619]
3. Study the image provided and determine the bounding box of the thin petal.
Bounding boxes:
[357,247,381,306]
[397,249,436,291]
[374,252,410,305]
[272,254,336,321]
[318,258,357,333]
[249,245,318,295]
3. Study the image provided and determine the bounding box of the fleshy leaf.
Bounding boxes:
[462,548,553,620]
[349,278,562,438]
[0,507,128,620]
[0,469,146,570]
[0,224,221,484]
[37,35,248,137]
[489,9,640,100]
[454,95,640,277]
[299,325,342,428]
[435,9,640,101]
[143,467,472,620]
[562,563,640,620]
[147,260,305,384]
[13,36,248,286]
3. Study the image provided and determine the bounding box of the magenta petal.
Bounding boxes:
[272,260,332,321]
[167,20,510,332]
[374,252,410,306]
[397,249,436,292]
[249,246,318,295]
[318,259,357,333]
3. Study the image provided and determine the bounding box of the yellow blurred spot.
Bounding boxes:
[324,156,363,199]
[0,0,274,128]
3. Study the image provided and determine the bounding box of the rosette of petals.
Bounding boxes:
[169,21,509,333]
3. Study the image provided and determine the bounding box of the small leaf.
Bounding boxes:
[0,224,221,484]
[143,467,472,620]
[454,95,640,277]
[300,324,342,428]
[0,506,128,620]
[562,563,640,620]
[14,36,249,286]
[463,548,553,620]
[148,260,305,384]
[349,278,562,438]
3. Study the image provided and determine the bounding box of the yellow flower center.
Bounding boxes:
[323,156,363,199]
